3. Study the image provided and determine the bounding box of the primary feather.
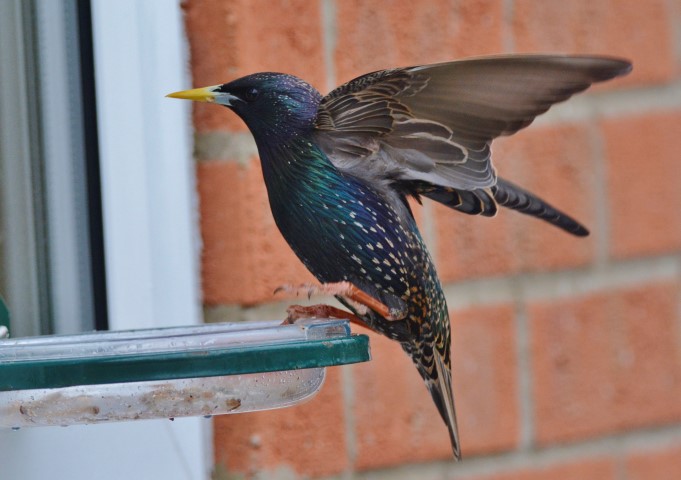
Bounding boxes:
[315,55,630,191]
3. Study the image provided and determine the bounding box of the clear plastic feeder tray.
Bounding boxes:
[0,319,370,429]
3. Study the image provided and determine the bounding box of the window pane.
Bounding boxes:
[0,0,52,337]
[0,0,106,336]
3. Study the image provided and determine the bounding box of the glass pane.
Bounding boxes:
[0,0,52,337]
[0,0,106,337]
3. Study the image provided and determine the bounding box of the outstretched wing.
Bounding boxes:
[314,55,631,191]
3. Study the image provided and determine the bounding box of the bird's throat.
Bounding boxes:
[257,137,339,199]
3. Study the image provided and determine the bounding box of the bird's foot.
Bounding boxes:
[275,281,402,321]
[282,304,373,331]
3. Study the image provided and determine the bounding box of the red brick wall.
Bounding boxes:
[181,1,681,478]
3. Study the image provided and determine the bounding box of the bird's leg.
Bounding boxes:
[283,304,374,331]
[275,281,403,321]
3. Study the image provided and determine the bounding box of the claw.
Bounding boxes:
[282,304,374,331]
[274,281,404,322]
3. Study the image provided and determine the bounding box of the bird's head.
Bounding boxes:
[167,73,322,141]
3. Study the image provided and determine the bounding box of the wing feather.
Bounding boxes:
[315,55,631,190]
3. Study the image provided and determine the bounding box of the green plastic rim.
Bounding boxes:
[0,335,370,392]
[0,295,9,332]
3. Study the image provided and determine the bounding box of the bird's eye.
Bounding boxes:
[243,87,259,102]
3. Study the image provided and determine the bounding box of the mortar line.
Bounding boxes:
[534,81,681,127]
[442,254,680,309]
[666,0,681,72]
[587,117,610,267]
[513,283,535,452]
[194,130,257,164]
[341,364,358,479]
[675,255,681,384]
[502,0,515,52]
[667,0,681,387]
[318,423,681,480]
[321,0,338,93]
[205,254,681,320]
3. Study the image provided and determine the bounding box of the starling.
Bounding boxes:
[168,55,632,459]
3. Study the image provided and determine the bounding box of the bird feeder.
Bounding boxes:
[0,317,370,429]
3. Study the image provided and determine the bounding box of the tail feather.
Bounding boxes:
[492,177,589,236]
[408,177,588,237]
[406,181,497,217]
[405,341,461,460]
[433,350,461,460]
[422,187,497,217]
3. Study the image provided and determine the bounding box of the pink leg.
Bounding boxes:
[282,304,374,331]
[275,281,404,321]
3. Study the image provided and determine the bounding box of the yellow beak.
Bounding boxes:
[166,85,220,102]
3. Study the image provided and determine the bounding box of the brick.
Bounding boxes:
[458,458,617,480]
[334,0,504,85]
[512,0,677,88]
[213,367,348,478]
[529,282,681,445]
[493,126,597,271]
[452,305,520,456]
[435,124,596,282]
[434,200,520,282]
[353,304,519,469]
[353,331,452,470]
[602,111,681,259]
[183,0,326,132]
[198,159,314,305]
[626,443,681,480]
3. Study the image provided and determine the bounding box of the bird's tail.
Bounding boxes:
[491,177,589,236]
[412,177,588,237]
[407,343,461,460]
[432,350,461,460]
[419,184,498,217]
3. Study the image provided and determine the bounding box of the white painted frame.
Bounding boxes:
[89,0,209,478]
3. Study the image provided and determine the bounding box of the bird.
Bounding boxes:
[168,54,632,460]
